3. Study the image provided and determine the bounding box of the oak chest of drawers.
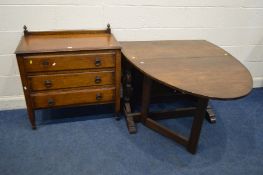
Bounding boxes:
[15,25,121,129]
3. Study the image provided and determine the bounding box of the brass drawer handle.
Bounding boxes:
[95,76,101,84]
[95,58,101,67]
[44,80,52,88]
[42,60,50,67]
[47,98,55,106]
[96,93,103,100]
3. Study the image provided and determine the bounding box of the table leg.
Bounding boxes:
[141,76,152,123]
[123,65,137,134]
[187,98,209,154]
[206,105,216,123]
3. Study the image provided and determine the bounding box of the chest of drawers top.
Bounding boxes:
[15,27,121,54]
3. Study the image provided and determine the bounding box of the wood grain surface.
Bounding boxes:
[31,87,115,109]
[23,52,116,72]
[121,40,252,99]
[16,33,120,54]
[28,70,114,91]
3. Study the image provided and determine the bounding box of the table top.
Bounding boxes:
[15,31,120,54]
[121,40,252,100]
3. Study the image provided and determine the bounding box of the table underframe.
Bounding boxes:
[122,62,216,154]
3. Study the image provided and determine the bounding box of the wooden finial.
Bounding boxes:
[23,25,28,35]
[106,23,111,34]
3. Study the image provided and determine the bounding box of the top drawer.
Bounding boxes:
[23,52,115,72]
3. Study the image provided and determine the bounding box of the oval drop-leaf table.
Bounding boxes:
[121,40,252,154]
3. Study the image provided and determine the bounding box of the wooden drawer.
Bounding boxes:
[31,87,115,109]
[24,52,115,72]
[28,71,114,91]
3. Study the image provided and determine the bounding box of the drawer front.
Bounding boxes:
[28,71,114,91]
[24,53,115,72]
[31,88,115,109]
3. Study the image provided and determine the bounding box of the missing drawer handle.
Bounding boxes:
[44,80,52,88]
[47,98,55,106]
[96,93,103,100]
[95,58,101,67]
[95,76,102,84]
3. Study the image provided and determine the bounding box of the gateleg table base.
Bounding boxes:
[123,75,211,154]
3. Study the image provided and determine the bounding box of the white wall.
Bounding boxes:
[0,0,263,109]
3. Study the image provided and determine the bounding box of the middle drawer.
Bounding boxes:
[28,71,114,91]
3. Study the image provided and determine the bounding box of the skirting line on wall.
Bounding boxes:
[0,77,262,110]
[0,95,26,110]
[253,77,263,88]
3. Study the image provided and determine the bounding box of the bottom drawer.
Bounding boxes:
[31,87,115,109]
